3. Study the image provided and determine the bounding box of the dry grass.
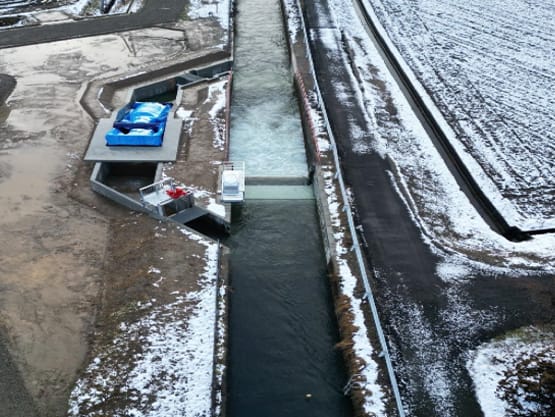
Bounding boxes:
[330,278,375,417]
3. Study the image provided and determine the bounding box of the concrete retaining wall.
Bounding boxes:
[80,50,231,120]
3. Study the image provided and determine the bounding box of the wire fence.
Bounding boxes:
[293,1,406,415]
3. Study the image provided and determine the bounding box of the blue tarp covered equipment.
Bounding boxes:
[106,102,172,146]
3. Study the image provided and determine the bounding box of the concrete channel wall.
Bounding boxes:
[212,244,230,417]
[89,161,155,214]
[80,49,231,120]
[281,1,404,416]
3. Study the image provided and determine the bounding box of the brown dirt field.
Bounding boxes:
[0,16,228,417]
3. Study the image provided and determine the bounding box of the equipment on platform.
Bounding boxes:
[219,161,245,203]
[139,177,193,216]
[105,102,172,147]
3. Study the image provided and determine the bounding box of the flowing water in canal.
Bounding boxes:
[227,202,352,417]
[227,0,352,416]
[229,0,307,177]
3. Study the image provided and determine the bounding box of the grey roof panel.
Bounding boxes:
[84,118,183,162]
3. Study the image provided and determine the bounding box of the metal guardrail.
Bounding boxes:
[293,1,406,416]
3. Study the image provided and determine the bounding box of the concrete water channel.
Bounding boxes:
[227,0,353,415]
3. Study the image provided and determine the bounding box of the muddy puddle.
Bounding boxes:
[0,145,64,223]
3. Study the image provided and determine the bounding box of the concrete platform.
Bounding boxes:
[245,185,314,200]
[84,117,183,162]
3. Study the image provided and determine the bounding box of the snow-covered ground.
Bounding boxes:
[305,80,391,415]
[188,0,230,33]
[175,77,230,152]
[316,0,555,276]
[0,0,145,29]
[322,168,388,417]
[467,326,554,417]
[0,0,144,16]
[207,78,229,151]
[68,0,144,15]
[300,0,554,416]
[365,0,555,231]
[68,227,221,417]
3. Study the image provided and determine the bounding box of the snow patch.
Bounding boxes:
[206,198,226,218]
[206,79,228,151]
[467,327,555,417]
[321,0,555,275]
[176,107,193,120]
[282,0,302,41]
[68,234,220,417]
[187,0,230,48]
[361,0,555,230]
[323,169,388,417]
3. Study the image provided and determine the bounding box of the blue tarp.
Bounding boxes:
[106,102,172,146]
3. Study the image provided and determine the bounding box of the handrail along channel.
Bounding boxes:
[294,0,406,416]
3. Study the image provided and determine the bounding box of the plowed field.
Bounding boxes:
[368,0,555,230]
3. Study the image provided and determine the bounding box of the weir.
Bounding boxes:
[226,0,353,416]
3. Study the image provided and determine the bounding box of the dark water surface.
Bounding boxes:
[227,0,353,414]
[227,201,353,417]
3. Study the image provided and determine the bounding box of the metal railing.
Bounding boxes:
[293,1,406,415]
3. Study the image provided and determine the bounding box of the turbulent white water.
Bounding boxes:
[229,0,307,178]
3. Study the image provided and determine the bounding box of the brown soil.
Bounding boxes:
[0,159,108,416]
[0,16,228,417]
